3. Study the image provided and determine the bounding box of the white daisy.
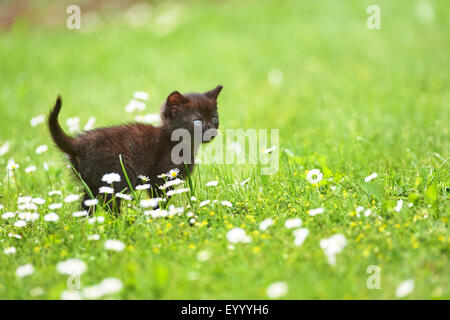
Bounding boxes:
[61,290,83,300]
[0,141,10,156]
[66,117,80,133]
[140,198,160,208]
[293,228,309,246]
[99,186,114,194]
[226,228,252,243]
[2,212,15,219]
[44,212,59,222]
[133,91,149,101]
[16,264,34,277]
[56,258,87,276]
[166,188,190,196]
[99,278,123,295]
[197,250,211,262]
[35,145,48,154]
[49,190,62,196]
[101,173,121,184]
[306,169,323,184]
[394,199,403,212]
[72,211,88,217]
[320,234,347,266]
[84,199,98,207]
[87,234,100,241]
[49,203,63,210]
[104,239,125,252]
[138,175,150,182]
[84,117,96,131]
[125,99,146,113]
[25,165,37,173]
[266,281,288,299]
[64,194,80,203]
[18,203,37,210]
[259,218,274,231]
[115,193,132,200]
[221,200,233,207]
[285,218,302,229]
[364,172,378,182]
[18,212,39,221]
[205,180,218,187]
[396,279,414,298]
[199,200,210,207]
[32,198,45,205]
[14,220,27,228]
[7,158,19,171]
[135,113,160,124]
[159,178,183,190]
[18,196,32,204]
[30,115,45,127]
[4,247,16,255]
[308,208,324,216]
[135,184,150,190]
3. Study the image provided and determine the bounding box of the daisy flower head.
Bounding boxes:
[259,218,274,231]
[285,218,302,229]
[266,281,288,299]
[4,247,16,255]
[364,172,378,182]
[30,114,45,127]
[306,169,323,185]
[7,158,19,171]
[226,228,252,244]
[35,145,48,154]
[99,186,114,194]
[16,264,34,277]
[64,194,80,203]
[133,91,149,101]
[159,178,184,190]
[25,165,37,173]
[308,207,325,216]
[104,239,125,252]
[166,188,190,196]
[101,173,121,184]
[396,279,414,298]
[168,168,180,179]
[320,233,347,266]
[44,212,59,222]
[293,228,309,246]
[0,141,10,156]
[56,258,87,276]
[84,199,98,207]
[138,175,150,182]
[115,193,132,200]
[135,184,151,190]
[205,180,218,187]
[49,203,63,210]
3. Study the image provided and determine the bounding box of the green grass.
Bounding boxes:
[0,0,448,299]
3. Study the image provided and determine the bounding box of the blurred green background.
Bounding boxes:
[0,0,448,299]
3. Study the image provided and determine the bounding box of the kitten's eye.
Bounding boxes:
[193,120,202,127]
[212,117,218,124]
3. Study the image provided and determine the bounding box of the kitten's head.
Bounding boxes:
[161,85,223,142]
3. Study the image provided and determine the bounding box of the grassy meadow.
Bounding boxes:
[0,0,448,299]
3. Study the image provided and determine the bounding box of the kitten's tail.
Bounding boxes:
[48,96,78,156]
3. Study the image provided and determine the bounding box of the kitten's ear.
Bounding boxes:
[204,85,223,100]
[165,91,188,118]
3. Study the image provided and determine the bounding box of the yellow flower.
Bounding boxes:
[153,247,160,253]
[252,246,261,253]
[188,244,196,249]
